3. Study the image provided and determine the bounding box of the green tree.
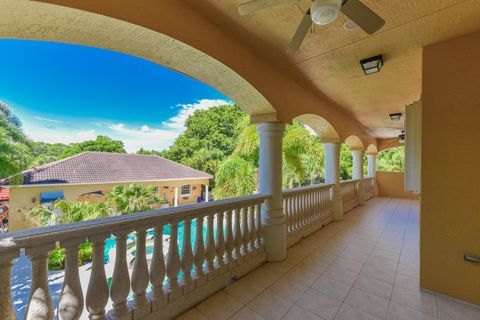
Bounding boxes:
[377,146,405,172]
[106,183,164,215]
[30,141,68,166]
[0,101,32,179]
[61,135,126,158]
[161,105,247,178]
[213,122,326,199]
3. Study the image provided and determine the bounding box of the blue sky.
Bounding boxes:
[0,39,232,152]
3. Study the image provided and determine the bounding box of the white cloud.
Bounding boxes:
[162,99,232,132]
[24,98,233,153]
[77,129,97,141]
[32,116,62,123]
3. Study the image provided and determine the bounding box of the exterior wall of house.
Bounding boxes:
[8,178,208,231]
[421,31,480,305]
[376,171,418,199]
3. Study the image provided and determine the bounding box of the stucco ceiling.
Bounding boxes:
[204,0,480,138]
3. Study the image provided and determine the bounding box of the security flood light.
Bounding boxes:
[360,55,383,75]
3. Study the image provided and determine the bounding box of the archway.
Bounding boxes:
[0,0,274,117]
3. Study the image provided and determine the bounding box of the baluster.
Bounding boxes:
[224,209,234,268]
[24,244,55,320]
[149,224,167,310]
[204,214,217,279]
[193,215,206,286]
[233,208,243,264]
[86,235,109,320]
[58,239,84,320]
[165,221,181,301]
[300,194,305,227]
[108,230,131,320]
[241,207,249,260]
[248,205,256,254]
[292,195,300,232]
[0,249,19,320]
[181,218,194,293]
[215,211,226,273]
[255,203,263,250]
[130,228,150,318]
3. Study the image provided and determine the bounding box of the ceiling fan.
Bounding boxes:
[384,130,405,144]
[238,0,385,53]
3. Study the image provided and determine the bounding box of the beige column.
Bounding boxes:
[352,149,366,205]
[257,122,286,262]
[174,187,179,207]
[367,153,379,196]
[324,142,344,220]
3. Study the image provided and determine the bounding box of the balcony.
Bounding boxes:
[3,177,478,320]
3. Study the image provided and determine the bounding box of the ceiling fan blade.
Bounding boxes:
[341,0,385,34]
[286,10,312,54]
[238,0,295,16]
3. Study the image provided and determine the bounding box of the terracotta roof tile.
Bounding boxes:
[6,152,212,186]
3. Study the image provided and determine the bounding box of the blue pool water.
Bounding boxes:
[103,220,209,262]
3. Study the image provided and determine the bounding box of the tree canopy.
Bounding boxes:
[160,105,247,179]
[0,102,32,180]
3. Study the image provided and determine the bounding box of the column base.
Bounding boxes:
[262,208,287,262]
[332,186,344,221]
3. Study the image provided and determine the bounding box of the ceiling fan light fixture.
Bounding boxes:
[310,0,342,26]
[360,54,383,75]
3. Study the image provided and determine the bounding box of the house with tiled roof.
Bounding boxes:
[4,152,212,231]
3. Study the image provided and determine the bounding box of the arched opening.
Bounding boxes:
[294,114,340,143]
[0,0,275,118]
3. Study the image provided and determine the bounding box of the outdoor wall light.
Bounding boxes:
[389,113,402,121]
[360,55,383,75]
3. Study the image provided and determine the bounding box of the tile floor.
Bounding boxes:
[176,198,480,320]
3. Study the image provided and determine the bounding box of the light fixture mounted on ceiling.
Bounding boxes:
[389,113,402,121]
[360,55,383,75]
[310,0,342,26]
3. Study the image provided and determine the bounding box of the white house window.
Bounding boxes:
[181,185,191,196]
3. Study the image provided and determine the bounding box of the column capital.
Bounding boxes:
[256,122,286,138]
[323,142,341,151]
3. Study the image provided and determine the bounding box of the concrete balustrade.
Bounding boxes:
[0,194,269,320]
[283,183,335,247]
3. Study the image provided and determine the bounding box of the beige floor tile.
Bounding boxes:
[344,287,389,319]
[311,275,352,301]
[229,306,265,320]
[282,265,321,286]
[436,294,480,320]
[175,308,208,320]
[247,290,293,320]
[196,291,243,320]
[387,302,438,320]
[390,286,437,317]
[332,256,365,273]
[282,305,324,320]
[323,264,359,286]
[335,303,383,320]
[360,264,396,285]
[394,273,419,291]
[268,276,309,303]
[354,274,393,300]
[296,288,342,320]
[222,277,264,304]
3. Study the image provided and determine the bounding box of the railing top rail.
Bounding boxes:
[0,193,271,252]
[340,179,360,184]
[282,183,335,196]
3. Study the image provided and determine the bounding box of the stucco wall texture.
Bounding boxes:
[9,179,208,231]
[421,30,480,305]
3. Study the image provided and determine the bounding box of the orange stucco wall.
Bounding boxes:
[421,31,480,305]
[376,171,418,199]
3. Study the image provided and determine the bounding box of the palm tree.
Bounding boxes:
[213,121,325,199]
[106,183,164,215]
